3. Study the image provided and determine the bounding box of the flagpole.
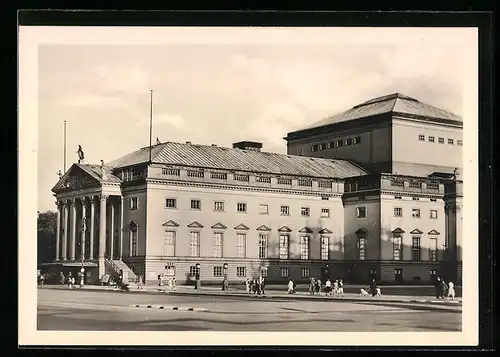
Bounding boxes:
[149,90,153,163]
[63,120,67,173]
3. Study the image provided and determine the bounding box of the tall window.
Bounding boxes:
[357,207,366,218]
[429,237,438,261]
[164,230,175,256]
[393,236,402,260]
[214,201,224,211]
[213,232,223,257]
[258,233,268,259]
[280,205,290,215]
[237,203,247,213]
[280,267,289,278]
[300,236,309,260]
[191,199,201,210]
[236,233,246,258]
[130,197,138,210]
[412,237,421,261]
[130,223,138,256]
[279,234,289,259]
[321,236,329,260]
[430,210,438,219]
[189,231,200,257]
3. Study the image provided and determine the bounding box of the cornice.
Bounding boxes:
[343,188,444,200]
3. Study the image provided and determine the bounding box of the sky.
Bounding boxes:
[34,27,475,212]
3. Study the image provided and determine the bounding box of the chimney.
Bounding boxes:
[232,141,263,152]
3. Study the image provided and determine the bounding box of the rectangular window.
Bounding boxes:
[281,205,290,215]
[412,209,421,218]
[237,203,247,213]
[130,197,138,210]
[320,208,330,218]
[214,201,224,212]
[430,198,437,202]
[298,179,312,187]
[357,206,367,218]
[393,236,402,260]
[131,230,138,256]
[311,144,318,152]
[213,266,223,277]
[328,142,335,149]
[165,198,177,209]
[162,168,180,176]
[394,207,403,217]
[211,172,227,180]
[259,204,269,215]
[189,231,200,257]
[233,174,249,182]
[256,176,271,183]
[428,136,435,142]
[191,199,201,210]
[413,197,420,201]
[394,196,402,200]
[337,140,344,148]
[412,237,421,261]
[319,143,327,151]
[258,234,268,259]
[301,207,310,216]
[213,232,223,258]
[277,178,292,185]
[430,210,438,219]
[429,238,438,261]
[261,268,268,277]
[448,138,454,145]
[189,265,199,277]
[358,237,366,260]
[438,137,445,144]
[353,136,361,145]
[418,134,425,141]
[280,267,289,278]
[163,230,176,257]
[236,267,246,277]
[301,268,310,278]
[300,236,309,260]
[187,169,204,178]
[236,233,246,258]
[457,139,463,146]
[279,235,289,259]
[321,236,329,260]
[345,138,353,146]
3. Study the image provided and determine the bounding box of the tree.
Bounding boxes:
[37,211,57,264]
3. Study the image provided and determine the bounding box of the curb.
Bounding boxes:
[129,304,208,312]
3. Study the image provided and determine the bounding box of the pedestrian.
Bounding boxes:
[370,279,377,297]
[158,274,162,287]
[316,279,322,295]
[338,279,344,296]
[172,278,176,291]
[333,280,339,296]
[309,277,316,295]
[259,275,265,295]
[288,279,294,294]
[325,279,332,296]
[292,279,297,294]
[40,274,45,287]
[67,273,72,289]
[441,279,448,299]
[447,281,455,300]
[137,275,143,289]
[375,285,382,297]
[60,272,65,285]
[435,277,442,299]
[245,278,250,294]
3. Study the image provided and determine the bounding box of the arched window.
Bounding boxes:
[129,221,139,257]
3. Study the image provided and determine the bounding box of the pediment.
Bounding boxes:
[162,220,179,227]
[187,221,204,229]
[299,227,313,233]
[278,226,292,233]
[211,222,227,230]
[410,228,423,235]
[51,164,101,193]
[319,228,333,234]
[355,228,368,236]
[234,223,250,230]
[257,225,272,231]
[391,227,405,234]
[428,229,441,235]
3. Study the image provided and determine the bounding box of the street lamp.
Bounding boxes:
[222,263,228,291]
[80,217,87,288]
[195,263,201,289]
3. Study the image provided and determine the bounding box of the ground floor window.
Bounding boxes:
[280,267,289,278]
[164,265,175,277]
[301,268,310,278]
[213,266,223,277]
[236,267,246,277]
[189,265,199,277]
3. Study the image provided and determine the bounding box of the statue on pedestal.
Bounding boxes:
[77,145,85,164]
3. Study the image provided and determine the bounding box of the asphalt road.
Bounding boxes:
[37,289,461,332]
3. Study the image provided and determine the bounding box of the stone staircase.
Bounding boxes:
[105,259,137,284]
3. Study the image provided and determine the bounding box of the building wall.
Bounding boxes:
[121,186,148,258]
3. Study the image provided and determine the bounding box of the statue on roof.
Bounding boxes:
[77,145,85,164]
[156,137,161,145]
[57,170,62,179]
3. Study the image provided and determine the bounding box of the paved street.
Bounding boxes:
[37,288,461,332]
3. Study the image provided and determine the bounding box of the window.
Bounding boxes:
[281,205,290,215]
[234,174,249,182]
[319,143,327,151]
[130,197,138,210]
[358,237,366,260]
[321,236,329,260]
[457,139,463,146]
[280,267,289,278]
[394,207,403,217]
[256,176,271,183]
[321,208,330,218]
[277,178,292,185]
[430,210,438,219]
[413,197,420,201]
[164,230,175,256]
[237,203,247,213]
[259,204,269,215]
[236,233,246,258]
[328,142,335,149]
[187,169,204,178]
[418,134,425,141]
[301,268,310,278]
[258,234,268,259]
[130,226,138,256]
[394,196,402,200]
[189,265,199,277]
[429,237,438,261]
[298,179,312,187]
[430,198,437,202]
[279,235,289,259]
[162,167,180,176]
[214,201,224,212]
[353,136,361,145]
[428,136,435,142]
[189,231,200,257]
[213,232,223,258]
[337,140,344,148]
[301,207,310,216]
[311,144,318,152]
[191,199,201,210]
[300,236,309,260]
[345,138,353,146]
[412,209,421,218]
[321,196,330,200]
[448,138,454,145]
[211,172,227,180]
[357,207,366,218]
[412,237,421,261]
[237,267,246,277]
[261,268,268,277]
[438,137,445,144]
[165,265,175,277]
[393,236,402,260]
[165,198,176,209]
[213,266,223,277]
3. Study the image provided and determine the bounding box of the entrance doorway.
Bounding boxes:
[369,269,377,282]
[394,268,403,284]
[321,267,329,282]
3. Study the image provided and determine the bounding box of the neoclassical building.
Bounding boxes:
[47,93,463,285]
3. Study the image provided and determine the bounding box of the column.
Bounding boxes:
[98,194,108,278]
[119,196,124,259]
[110,198,115,260]
[70,198,77,260]
[81,197,87,259]
[89,196,95,260]
[62,201,68,260]
[55,201,61,261]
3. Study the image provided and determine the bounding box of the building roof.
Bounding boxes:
[294,93,462,132]
[51,163,121,193]
[107,141,369,179]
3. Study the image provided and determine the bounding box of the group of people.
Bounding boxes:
[60,272,78,289]
[435,277,456,300]
[360,279,382,297]
[157,275,177,292]
[245,276,265,295]
[37,272,45,287]
[287,277,345,296]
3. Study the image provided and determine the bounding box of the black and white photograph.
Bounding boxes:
[19,23,479,346]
